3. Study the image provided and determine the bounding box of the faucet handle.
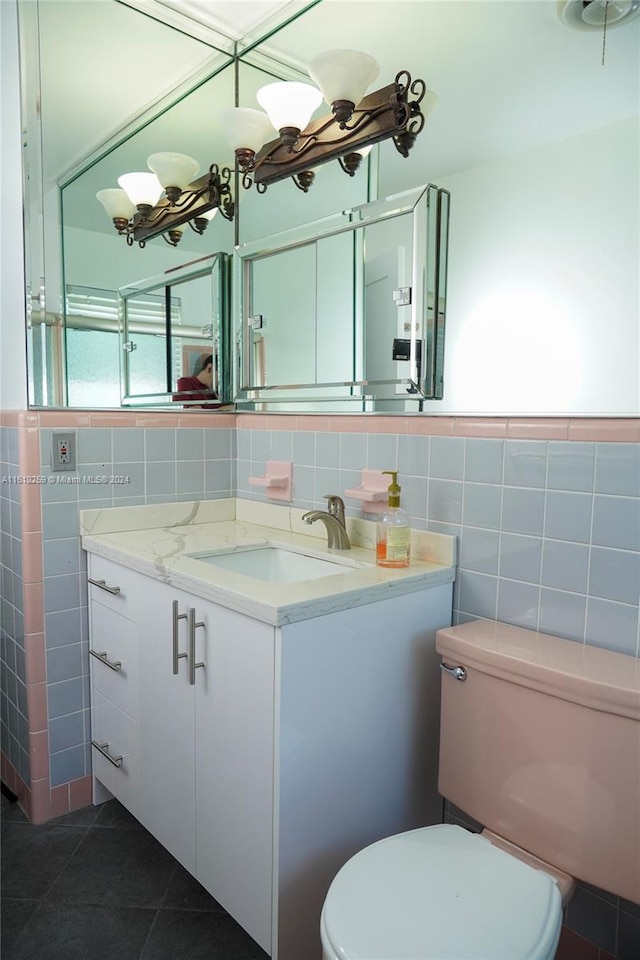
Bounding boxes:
[324,495,346,523]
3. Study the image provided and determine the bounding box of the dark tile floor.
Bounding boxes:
[1,791,268,960]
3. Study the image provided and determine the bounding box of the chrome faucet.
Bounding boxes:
[302,495,351,550]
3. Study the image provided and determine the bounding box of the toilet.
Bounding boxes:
[320,620,640,960]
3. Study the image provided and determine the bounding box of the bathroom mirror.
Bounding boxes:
[22,0,237,408]
[236,1,639,415]
[19,0,640,415]
[117,253,230,407]
[235,184,449,410]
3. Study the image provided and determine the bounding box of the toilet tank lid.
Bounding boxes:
[436,621,640,720]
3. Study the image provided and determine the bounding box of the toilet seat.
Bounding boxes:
[320,824,562,960]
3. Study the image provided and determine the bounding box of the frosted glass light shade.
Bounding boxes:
[308,49,379,107]
[257,82,323,133]
[96,188,136,220]
[117,172,163,207]
[197,208,217,222]
[422,89,439,119]
[219,108,275,152]
[147,153,199,189]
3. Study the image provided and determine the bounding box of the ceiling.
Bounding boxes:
[34,1,639,209]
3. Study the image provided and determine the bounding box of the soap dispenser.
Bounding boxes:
[376,471,410,568]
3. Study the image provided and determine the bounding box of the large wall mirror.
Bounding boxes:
[20,0,639,415]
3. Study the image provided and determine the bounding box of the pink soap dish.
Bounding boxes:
[344,469,389,515]
[248,460,292,501]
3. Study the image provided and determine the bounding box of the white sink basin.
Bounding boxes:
[189,544,364,583]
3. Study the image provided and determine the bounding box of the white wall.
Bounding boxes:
[389,119,639,415]
[0,0,28,408]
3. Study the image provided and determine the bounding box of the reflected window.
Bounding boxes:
[65,284,189,407]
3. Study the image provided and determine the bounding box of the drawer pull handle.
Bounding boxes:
[91,740,123,767]
[172,600,188,675]
[88,577,121,596]
[89,649,122,672]
[188,607,205,686]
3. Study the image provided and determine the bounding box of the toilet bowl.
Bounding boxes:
[320,824,562,960]
[320,620,640,960]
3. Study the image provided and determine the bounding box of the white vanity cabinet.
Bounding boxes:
[88,556,140,815]
[87,550,453,959]
[135,575,275,952]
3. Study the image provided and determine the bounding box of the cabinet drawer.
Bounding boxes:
[89,601,138,719]
[87,555,135,617]
[91,689,138,815]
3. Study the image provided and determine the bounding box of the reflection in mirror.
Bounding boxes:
[118,253,230,407]
[58,63,237,409]
[236,184,449,410]
[241,1,639,415]
[21,0,235,408]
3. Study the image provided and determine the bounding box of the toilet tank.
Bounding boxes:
[436,621,640,905]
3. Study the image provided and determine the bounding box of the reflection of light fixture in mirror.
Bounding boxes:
[558,0,640,61]
[558,0,640,28]
[339,144,373,177]
[256,82,323,146]
[222,49,435,193]
[308,49,379,124]
[97,152,234,248]
[190,207,217,236]
[147,152,200,202]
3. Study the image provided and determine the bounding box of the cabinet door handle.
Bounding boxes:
[88,577,121,596]
[91,740,123,767]
[188,607,205,685]
[89,649,122,672]
[172,600,188,675]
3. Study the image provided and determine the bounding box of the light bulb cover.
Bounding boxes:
[582,0,632,24]
[219,108,275,153]
[117,171,163,208]
[308,49,379,109]
[147,153,200,189]
[96,188,136,220]
[256,82,323,135]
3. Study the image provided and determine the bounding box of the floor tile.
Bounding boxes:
[93,799,146,830]
[47,820,176,908]
[49,804,102,827]
[3,902,156,960]
[161,863,225,912]
[0,898,41,954]
[0,798,29,823]
[140,909,269,959]
[1,823,87,899]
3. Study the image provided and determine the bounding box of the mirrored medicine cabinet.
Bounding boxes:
[235,184,450,411]
[118,253,231,407]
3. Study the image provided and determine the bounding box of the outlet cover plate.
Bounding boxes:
[51,431,77,472]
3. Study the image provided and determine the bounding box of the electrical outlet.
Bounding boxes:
[51,431,76,472]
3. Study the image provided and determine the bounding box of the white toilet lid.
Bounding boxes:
[321,824,562,960]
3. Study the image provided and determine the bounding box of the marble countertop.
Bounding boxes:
[81,499,456,626]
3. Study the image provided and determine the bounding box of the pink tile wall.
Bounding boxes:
[234,413,640,441]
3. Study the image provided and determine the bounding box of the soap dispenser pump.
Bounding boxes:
[376,470,410,568]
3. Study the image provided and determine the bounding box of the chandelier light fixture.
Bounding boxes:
[96,152,234,248]
[96,49,436,245]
